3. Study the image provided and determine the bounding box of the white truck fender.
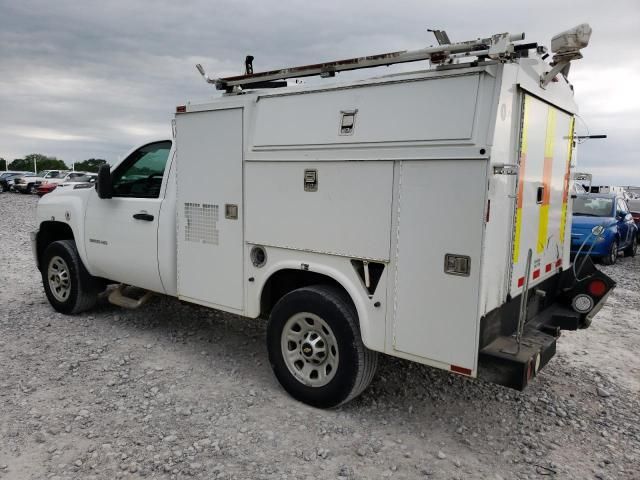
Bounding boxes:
[253,259,386,353]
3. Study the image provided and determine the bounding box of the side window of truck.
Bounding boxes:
[111,141,172,198]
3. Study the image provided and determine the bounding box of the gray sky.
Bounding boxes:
[1,0,639,185]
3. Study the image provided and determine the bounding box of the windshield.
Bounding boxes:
[573,197,614,217]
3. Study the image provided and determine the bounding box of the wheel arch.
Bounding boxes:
[36,221,75,270]
[257,262,381,352]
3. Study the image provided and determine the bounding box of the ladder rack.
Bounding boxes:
[197,31,527,91]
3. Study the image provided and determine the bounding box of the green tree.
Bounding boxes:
[73,158,108,173]
[8,154,68,172]
[0,157,7,170]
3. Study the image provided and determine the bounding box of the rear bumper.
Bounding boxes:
[477,260,615,390]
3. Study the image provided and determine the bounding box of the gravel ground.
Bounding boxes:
[1,193,639,480]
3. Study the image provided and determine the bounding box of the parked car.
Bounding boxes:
[627,198,640,231]
[12,173,40,194]
[571,193,638,264]
[0,171,30,192]
[14,170,69,194]
[38,172,97,196]
[36,182,58,196]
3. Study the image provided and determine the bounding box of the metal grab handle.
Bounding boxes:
[133,213,154,221]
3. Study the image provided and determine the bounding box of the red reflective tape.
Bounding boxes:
[518,277,525,287]
[533,269,540,279]
[556,259,563,267]
[545,263,552,273]
[450,365,472,376]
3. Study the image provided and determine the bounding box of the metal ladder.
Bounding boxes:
[196,31,530,91]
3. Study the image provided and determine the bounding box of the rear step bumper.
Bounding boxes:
[478,326,557,390]
[477,261,615,390]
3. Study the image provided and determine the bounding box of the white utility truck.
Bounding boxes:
[33,25,615,407]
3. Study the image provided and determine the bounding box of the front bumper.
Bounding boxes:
[30,230,39,269]
[570,237,610,256]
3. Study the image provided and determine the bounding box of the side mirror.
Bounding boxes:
[96,164,113,199]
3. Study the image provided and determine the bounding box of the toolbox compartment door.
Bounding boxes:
[391,159,487,373]
[175,108,245,312]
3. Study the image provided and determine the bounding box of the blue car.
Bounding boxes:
[571,193,638,265]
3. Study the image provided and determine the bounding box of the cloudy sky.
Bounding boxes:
[1,0,639,185]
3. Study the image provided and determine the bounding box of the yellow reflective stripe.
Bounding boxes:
[513,209,523,263]
[513,95,531,264]
[537,107,556,254]
[559,117,575,244]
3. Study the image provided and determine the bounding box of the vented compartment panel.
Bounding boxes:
[184,202,219,245]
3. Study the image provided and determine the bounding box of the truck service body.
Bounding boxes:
[33,26,614,407]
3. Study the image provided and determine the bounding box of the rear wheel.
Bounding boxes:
[41,240,100,314]
[624,234,637,257]
[601,240,618,265]
[267,285,378,408]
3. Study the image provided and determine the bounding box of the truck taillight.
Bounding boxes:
[587,279,607,297]
[176,105,186,113]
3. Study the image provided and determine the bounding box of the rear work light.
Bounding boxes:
[572,294,594,314]
[587,279,607,297]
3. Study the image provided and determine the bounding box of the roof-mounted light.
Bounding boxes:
[541,23,592,88]
[551,24,592,55]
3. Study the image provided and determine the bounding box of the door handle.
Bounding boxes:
[133,212,154,221]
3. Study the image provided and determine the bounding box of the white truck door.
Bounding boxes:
[175,108,244,312]
[510,94,574,295]
[84,141,172,294]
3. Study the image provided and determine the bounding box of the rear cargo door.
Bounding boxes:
[510,93,574,296]
[175,108,244,312]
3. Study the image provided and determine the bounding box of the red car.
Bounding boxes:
[37,182,57,196]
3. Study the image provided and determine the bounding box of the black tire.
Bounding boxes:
[26,184,34,194]
[601,240,618,265]
[624,234,637,257]
[41,240,100,314]
[267,285,378,408]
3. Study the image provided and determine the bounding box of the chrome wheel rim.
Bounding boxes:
[281,312,339,387]
[610,243,617,263]
[48,256,71,302]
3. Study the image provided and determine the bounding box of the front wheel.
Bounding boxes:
[267,285,378,408]
[41,240,100,314]
[601,240,618,265]
[624,234,638,257]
